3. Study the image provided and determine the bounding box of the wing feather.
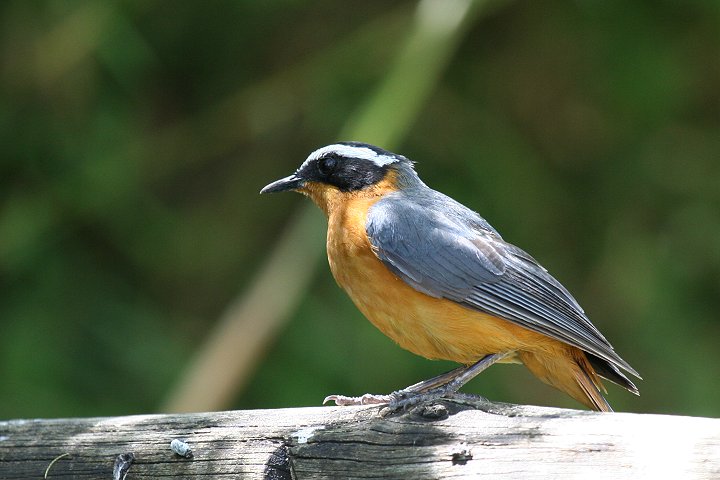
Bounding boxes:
[366,190,639,379]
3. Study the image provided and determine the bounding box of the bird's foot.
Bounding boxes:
[323,393,394,406]
[323,386,455,412]
[385,385,452,413]
[323,354,510,411]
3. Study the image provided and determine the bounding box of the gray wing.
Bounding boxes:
[366,191,639,378]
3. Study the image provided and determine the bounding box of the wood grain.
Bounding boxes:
[1,397,718,479]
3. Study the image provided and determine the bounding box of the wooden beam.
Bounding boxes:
[1,397,719,479]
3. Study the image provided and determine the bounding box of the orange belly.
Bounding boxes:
[325,196,559,365]
[307,183,610,411]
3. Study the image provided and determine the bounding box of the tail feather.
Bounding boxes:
[587,353,640,396]
[573,352,613,412]
[575,375,612,412]
[520,347,616,412]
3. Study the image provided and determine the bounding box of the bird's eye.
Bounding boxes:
[317,156,337,176]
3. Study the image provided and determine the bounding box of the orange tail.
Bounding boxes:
[520,347,612,412]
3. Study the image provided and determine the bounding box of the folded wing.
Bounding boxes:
[366,190,639,388]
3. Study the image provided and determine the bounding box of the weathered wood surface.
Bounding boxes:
[1,397,719,479]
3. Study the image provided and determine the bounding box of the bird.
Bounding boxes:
[260,142,640,411]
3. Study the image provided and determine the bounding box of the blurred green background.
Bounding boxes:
[1,0,718,420]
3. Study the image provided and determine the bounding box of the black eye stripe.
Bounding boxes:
[318,156,338,175]
[298,155,388,192]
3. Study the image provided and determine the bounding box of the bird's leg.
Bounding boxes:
[323,365,468,406]
[324,352,512,408]
[387,351,513,411]
[398,365,469,393]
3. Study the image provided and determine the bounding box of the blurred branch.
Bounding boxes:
[19,4,412,219]
[30,5,413,269]
[343,0,486,144]
[161,206,326,412]
[161,0,497,413]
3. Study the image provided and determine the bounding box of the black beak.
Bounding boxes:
[260,174,304,194]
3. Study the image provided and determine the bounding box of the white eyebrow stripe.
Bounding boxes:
[300,144,399,170]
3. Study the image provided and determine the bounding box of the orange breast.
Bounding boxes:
[298,174,611,410]
[324,194,559,365]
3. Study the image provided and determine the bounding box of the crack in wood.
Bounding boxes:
[264,444,293,480]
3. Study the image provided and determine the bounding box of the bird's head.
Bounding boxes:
[260,142,419,214]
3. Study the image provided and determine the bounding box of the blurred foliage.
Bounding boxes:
[1,0,718,420]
